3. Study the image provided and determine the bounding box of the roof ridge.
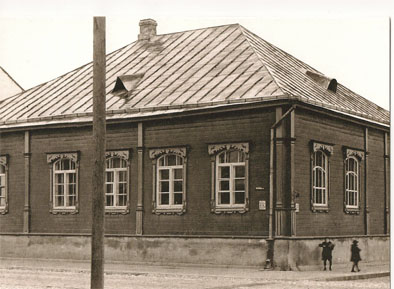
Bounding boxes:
[155,23,240,38]
[238,25,285,97]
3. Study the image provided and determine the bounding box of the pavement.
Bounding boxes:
[0,257,389,282]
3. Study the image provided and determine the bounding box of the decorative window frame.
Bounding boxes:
[0,155,9,215]
[149,147,187,215]
[310,141,333,213]
[105,150,131,214]
[208,142,249,214]
[343,148,364,214]
[46,152,80,215]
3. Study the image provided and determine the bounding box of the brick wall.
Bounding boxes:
[294,108,387,236]
[0,131,25,232]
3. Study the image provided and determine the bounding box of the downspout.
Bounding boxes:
[268,105,296,240]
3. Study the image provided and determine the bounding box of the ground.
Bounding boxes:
[0,267,389,289]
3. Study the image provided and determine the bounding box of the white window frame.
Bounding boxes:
[0,155,9,215]
[47,152,79,214]
[208,143,249,214]
[105,150,130,214]
[311,142,333,212]
[149,147,187,215]
[344,148,364,214]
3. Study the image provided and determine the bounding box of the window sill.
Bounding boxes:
[153,207,186,215]
[50,207,78,215]
[105,207,129,215]
[311,205,329,213]
[211,206,248,214]
[344,206,360,215]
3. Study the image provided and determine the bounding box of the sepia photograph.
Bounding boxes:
[0,1,390,288]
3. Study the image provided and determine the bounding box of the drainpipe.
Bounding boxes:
[268,105,296,240]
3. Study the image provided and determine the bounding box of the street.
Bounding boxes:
[0,266,389,289]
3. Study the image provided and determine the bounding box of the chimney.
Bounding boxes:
[138,19,157,41]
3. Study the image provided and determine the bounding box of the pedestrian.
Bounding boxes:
[318,237,335,271]
[350,240,361,272]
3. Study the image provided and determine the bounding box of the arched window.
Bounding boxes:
[149,147,187,215]
[312,150,328,206]
[53,158,77,209]
[0,155,8,214]
[344,148,363,213]
[105,152,129,212]
[208,143,249,214]
[345,156,359,208]
[47,152,79,214]
[311,142,333,212]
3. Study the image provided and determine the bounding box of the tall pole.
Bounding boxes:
[91,16,106,289]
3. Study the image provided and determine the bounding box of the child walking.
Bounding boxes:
[350,240,361,272]
[319,238,335,271]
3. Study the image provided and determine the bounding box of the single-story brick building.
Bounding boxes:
[0,19,389,269]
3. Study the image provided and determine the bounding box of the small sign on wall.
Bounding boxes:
[295,203,300,213]
[259,200,266,211]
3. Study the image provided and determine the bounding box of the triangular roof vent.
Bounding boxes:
[305,70,337,93]
[111,73,144,97]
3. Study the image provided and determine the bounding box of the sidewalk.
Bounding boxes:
[0,257,389,282]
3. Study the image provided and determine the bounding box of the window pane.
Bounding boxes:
[0,187,3,198]
[174,181,183,192]
[106,184,113,194]
[218,152,226,163]
[119,183,126,195]
[234,179,245,191]
[0,196,5,207]
[235,166,245,178]
[228,151,238,163]
[174,169,183,180]
[220,166,230,178]
[235,191,245,204]
[174,193,183,205]
[167,155,177,166]
[68,173,76,184]
[219,192,230,204]
[159,157,166,167]
[0,175,4,186]
[56,184,64,195]
[160,181,169,192]
[56,196,64,207]
[117,195,127,206]
[62,159,70,170]
[68,195,75,206]
[0,165,5,174]
[118,171,127,182]
[55,173,64,185]
[220,180,229,191]
[159,170,169,180]
[176,156,183,165]
[68,184,76,195]
[160,193,169,205]
[106,195,114,206]
[106,171,114,182]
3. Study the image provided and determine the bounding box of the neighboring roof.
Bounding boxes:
[0,66,23,101]
[0,23,389,129]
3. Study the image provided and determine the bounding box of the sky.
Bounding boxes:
[0,0,391,110]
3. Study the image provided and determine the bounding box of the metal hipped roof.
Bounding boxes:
[0,23,389,129]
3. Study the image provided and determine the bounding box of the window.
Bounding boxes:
[105,150,130,214]
[344,149,364,214]
[0,155,8,214]
[208,143,249,214]
[149,147,187,215]
[47,152,79,214]
[311,142,333,212]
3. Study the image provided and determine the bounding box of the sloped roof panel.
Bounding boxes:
[0,23,388,128]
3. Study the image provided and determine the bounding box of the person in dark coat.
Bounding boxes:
[318,238,335,271]
[350,240,361,272]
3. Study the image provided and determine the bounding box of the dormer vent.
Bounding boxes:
[111,74,144,97]
[305,70,337,93]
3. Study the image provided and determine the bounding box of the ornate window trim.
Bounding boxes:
[105,150,131,215]
[0,155,9,215]
[46,152,80,215]
[208,142,249,214]
[310,142,333,213]
[343,148,363,214]
[149,147,187,215]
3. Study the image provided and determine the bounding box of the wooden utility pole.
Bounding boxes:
[91,16,106,289]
